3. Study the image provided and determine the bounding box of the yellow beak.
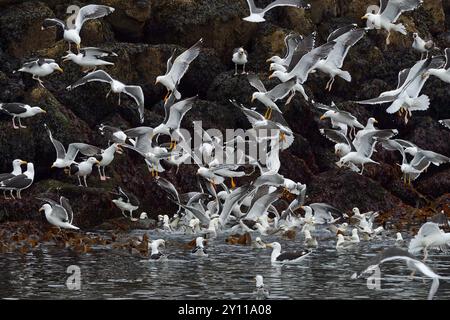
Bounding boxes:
[251,96,255,102]
[268,74,274,79]
[20,160,28,165]
[374,119,378,123]
[155,80,159,85]
[266,244,272,248]
[57,67,64,73]
[361,15,368,20]
[320,115,326,120]
[39,207,44,212]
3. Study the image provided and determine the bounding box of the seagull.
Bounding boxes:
[14,58,63,87]
[111,187,140,221]
[315,101,364,137]
[191,237,208,257]
[61,47,117,73]
[357,56,446,123]
[69,157,100,187]
[0,159,27,198]
[42,4,115,51]
[266,241,311,264]
[303,229,318,248]
[396,232,405,246]
[255,275,270,299]
[252,236,267,249]
[243,0,310,23]
[153,95,197,149]
[314,25,365,91]
[424,48,450,83]
[45,125,101,169]
[155,39,203,101]
[301,204,344,224]
[336,234,357,250]
[0,162,34,200]
[352,247,450,300]
[0,103,46,129]
[361,0,423,45]
[412,33,435,59]
[232,47,248,75]
[66,70,145,123]
[149,239,167,261]
[98,124,127,144]
[380,139,450,184]
[94,143,123,180]
[267,32,303,70]
[38,196,79,230]
[248,73,296,119]
[408,222,450,260]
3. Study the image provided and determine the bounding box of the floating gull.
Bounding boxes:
[232,47,248,75]
[111,187,140,221]
[66,70,145,123]
[412,33,435,59]
[266,241,311,264]
[314,25,365,91]
[0,162,34,200]
[14,58,63,87]
[303,229,318,248]
[150,239,167,261]
[191,237,208,257]
[42,4,115,51]
[156,39,203,100]
[380,138,450,183]
[248,73,296,119]
[45,124,101,169]
[62,47,117,73]
[0,103,46,129]
[243,0,310,23]
[69,157,100,187]
[408,222,450,260]
[396,232,405,246]
[255,275,270,299]
[252,237,267,249]
[352,247,449,300]
[38,196,79,230]
[361,0,423,44]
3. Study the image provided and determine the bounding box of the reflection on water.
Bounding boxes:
[1,230,449,299]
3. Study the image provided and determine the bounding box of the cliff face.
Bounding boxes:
[0,0,449,229]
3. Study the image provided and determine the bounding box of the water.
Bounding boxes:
[1,230,450,300]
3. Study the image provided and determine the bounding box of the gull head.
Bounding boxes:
[87,157,100,165]
[39,203,51,214]
[140,212,148,220]
[368,117,378,125]
[255,275,264,288]
[196,236,206,248]
[155,76,163,85]
[49,62,63,73]
[61,52,77,62]
[412,32,418,39]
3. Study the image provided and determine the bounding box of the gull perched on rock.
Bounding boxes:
[67,70,145,123]
[14,58,63,87]
[94,143,123,180]
[412,33,435,59]
[361,0,423,45]
[0,103,46,129]
[243,0,310,23]
[247,73,296,119]
[42,4,115,51]
[38,196,79,230]
[69,157,100,187]
[232,47,248,75]
[156,39,203,101]
[352,247,450,300]
[0,162,34,200]
[0,159,27,197]
[111,187,140,221]
[62,47,117,73]
[314,25,365,91]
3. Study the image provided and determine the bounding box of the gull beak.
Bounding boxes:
[57,67,64,73]
[251,96,255,103]
[361,15,368,20]
[374,119,378,124]
[51,164,55,168]
[266,58,272,63]
[96,160,101,164]
[266,244,273,248]
[155,79,159,85]
[20,160,28,165]
[39,207,44,212]
[320,115,326,120]
[268,74,274,79]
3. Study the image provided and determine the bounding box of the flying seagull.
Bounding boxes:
[14,58,63,87]
[42,4,115,51]
[62,47,117,73]
[66,70,145,123]
[243,0,310,23]
[111,187,140,221]
[0,103,46,129]
[155,39,203,101]
[361,0,423,44]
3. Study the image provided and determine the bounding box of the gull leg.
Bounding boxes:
[98,166,105,181]
[18,118,26,129]
[359,164,365,175]
[11,190,16,200]
[264,108,269,119]
[77,176,83,187]
[4,190,9,200]
[103,167,110,180]
[325,78,331,90]
[267,108,273,120]
[12,117,19,130]
[163,90,171,102]
[386,32,391,45]
[118,93,121,106]
[106,89,111,99]
[242,64,247,75]
[68,42,71,52]
[328,77,335,91]
[234,64,238,76]
[231,177,236,189]
[83,176,88,188]
[17,190,21,200]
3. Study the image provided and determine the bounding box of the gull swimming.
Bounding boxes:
[266,241,311,264]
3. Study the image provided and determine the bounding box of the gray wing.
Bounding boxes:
[45,124,66,160]
[124,126,153,138]
[310,203,344,222]
[327,24,357,42]
[404,56,445,97]
[66,143,101,161]
[165,50,176,74]
[42,18,66,30]
[412,150,450,166]
[267,79,296,101]
[247,74,267,93]
[165,96,197,130]
[287,32,316,73]
[81,47,117,58]
[67,70,113,90]
[253,173,285,188]
[230,100,265,126]
[290,41,336,83]
[418,222,442,237]
[167,38,203,85]
[356,130,398,157]
[36,197,59,207]
[263,0,310,13]
[283,33,302,64]
[326,28,365,68]
[313,101,340,112]
[356,95,399,105]
[397,68,410,89]
[219,185,253,226]
[75,5,115,31]
[320,128,351,147]
[381,0,423,23]
[245,189,282,220]
[178,203,210,225]
[123,85,145,123]
[60,196,74,224]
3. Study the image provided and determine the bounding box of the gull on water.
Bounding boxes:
[255,275,270,299]
[266,241,311,264]
[191,236,208,257]
[150,239,167,261]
